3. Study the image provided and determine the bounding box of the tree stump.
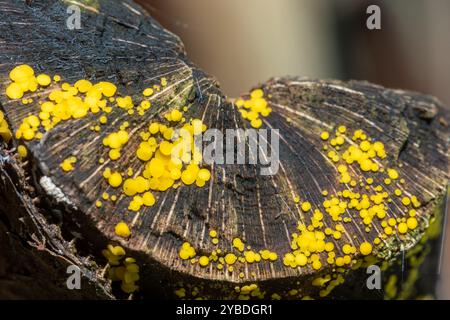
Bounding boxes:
[0,0,449,299]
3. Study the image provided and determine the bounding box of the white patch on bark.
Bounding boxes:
[40,176,77,209]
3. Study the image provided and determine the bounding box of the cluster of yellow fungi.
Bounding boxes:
[102,244,140,294]
[5,64,212,209]
[279,125,420,275]
[3,64,215,295]
[179,233,278,279]
[3,65,425,299]
[175,102,422,298]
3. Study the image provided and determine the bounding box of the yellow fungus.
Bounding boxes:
[209,230,217,238]
[17,145,27,158]
[11,67,423,269]
[36,74,51,86]
[342,244,352,255]
[159,141,173,156]
[236,89,271,125]
[295,254,308,267]
[148,156,166,176]
[198,168,211,181]
[198,256,209,267]
[142,192,155,207]
[179,242,196,260]
[232,238,245,252]
[143,88,154,96]
[96,81,117,97]
[338,125,346,134]
[250,118,262,129]
[6,82,24,99]
[319,131,330,141]
[359,242,372,256]
[181,169,196,185]
[107,245,126,257]
[121,282,138,294]
[115,221,131,238]
[360,159,372,172]
[406,217,418,230]
[224,253,237,265]
[170,109,183,122]
[411,196,421,208]
[301,201,311,212]
[335,136,345,145]
[360,140,371,151]
[149,122,159,134]
[387,169,399,180]
[108,172,123,188]
[388,218,397,227]
[325,242,334,252]
[60,157,76,172]
[244,251,260,263]
[74,79,92,93]
[10,64,34,82]
[335,257,345,267]
[250,89,264,99]
[384,226,393,235]
[398,222,408,234]
[402,197,411,206]
[312,260,322,270]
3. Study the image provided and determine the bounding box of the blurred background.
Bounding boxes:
[138,0,450,106]
[135,0,450,298]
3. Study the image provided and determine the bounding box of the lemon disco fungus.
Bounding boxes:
[235,89,272,128]
[115,221,131,238]
[60,156,76,172]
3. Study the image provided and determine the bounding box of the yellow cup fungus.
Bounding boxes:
[115,221,131,238]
